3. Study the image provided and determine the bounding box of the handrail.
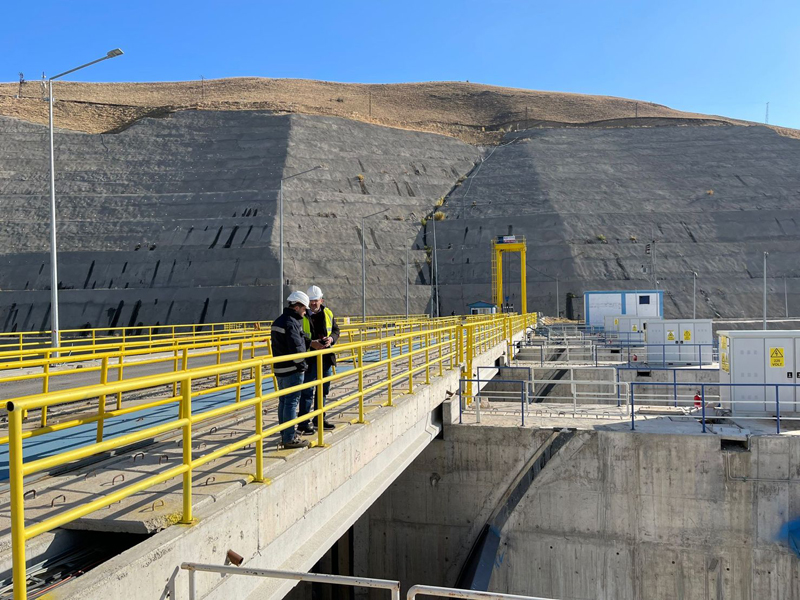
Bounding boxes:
[5,313,536,600]
[408,584,561,600]
[180,563,400,600]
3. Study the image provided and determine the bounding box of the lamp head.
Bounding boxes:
[107,49,124,58]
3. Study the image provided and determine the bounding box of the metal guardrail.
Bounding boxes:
[180,564,400,600]
[517,341,717,369]
[5,313,536,600]
[629,381,800,434]
[177,565,563,600]
[408,584,563,600]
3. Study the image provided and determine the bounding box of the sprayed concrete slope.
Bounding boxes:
[433,124,800,318]
[0,111,480,330]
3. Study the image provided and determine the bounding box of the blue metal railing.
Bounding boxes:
[630,381,800,434]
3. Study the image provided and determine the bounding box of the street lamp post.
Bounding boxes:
[692,271,698,319]
[279,165,324,313]
[361,207,390,320]
[46,49,123,350]
[763,252,769,329]
[555,276,559,318]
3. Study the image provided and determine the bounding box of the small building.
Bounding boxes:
[584,290,663,329]
[468,301,497,315]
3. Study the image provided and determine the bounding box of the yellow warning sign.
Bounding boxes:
[632,325,638,332]
[667,330,675,341]
[721,353,730,373]
[770,347,785,368]
[720,336,728,350]
[614,318,619,326]
[683,329,692,342]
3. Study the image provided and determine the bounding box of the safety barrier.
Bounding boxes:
[0,314,436,358]
[4,313,535,600]
[517,341,717,369]
[177,566,561,600]
[180,564,400,600]
[458,370,630,426]
[629,381,800,434]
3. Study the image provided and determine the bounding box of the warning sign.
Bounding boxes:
[770,347,785,368]
[721,353,730,373]
[720,336,728,350]
[632,325,638,332]
[614,318,619,326]
[667,330,675,341]
[683,330,692,342]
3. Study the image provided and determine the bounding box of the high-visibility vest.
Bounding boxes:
[303,307,334,339]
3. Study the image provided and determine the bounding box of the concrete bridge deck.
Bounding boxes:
[0,317,531,599]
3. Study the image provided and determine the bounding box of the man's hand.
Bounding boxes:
[310,340,326,350]
[322,336,333,347]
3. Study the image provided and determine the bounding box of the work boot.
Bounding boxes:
[284,436,310,449]
[323,420,336,431]
[297,423,316,436]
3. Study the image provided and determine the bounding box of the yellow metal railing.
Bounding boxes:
[3,313,535,600]
[0,314,433,357]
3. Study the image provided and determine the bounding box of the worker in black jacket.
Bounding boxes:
[297,285,340,434]
[270,290,311,449]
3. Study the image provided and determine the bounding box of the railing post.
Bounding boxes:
[358,346,365,423]
[424,332,431,385]
[438,329,444,377]
[776,385,781,434]
[116,354,124,410]
[215,342,222,387]
[386,341,393,407]
[40,361,50,427]
[235,342,244,402]
[96,356,109,443]
[180,377,193,523]
[9,407,27,600]
[254,367,264,482]
[700,384,707,433]
[408,334,415,394]
[316,353,325,447]
[630,384,636,430]
[466,326,474,402]
[172,347,179,397]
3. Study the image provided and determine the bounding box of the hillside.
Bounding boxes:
[1,78,796,145]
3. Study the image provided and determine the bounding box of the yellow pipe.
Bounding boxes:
[181,378,193,524]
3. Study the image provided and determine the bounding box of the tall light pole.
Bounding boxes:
[785,276,789,318]
[431,217,440,318]
[692,271,698,319]
[279,165,324,312]
[46,49,123,350]
[361,207,389,320]
[555,276,559,318]
[763,252,769,329]
[406,237,415,320]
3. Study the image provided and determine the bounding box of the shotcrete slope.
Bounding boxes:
[433,124,800,318]
[0,110,479,331]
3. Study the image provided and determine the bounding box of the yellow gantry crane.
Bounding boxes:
[491,235,527,313]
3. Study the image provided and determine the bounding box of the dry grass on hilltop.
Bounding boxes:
[0,77,796,143]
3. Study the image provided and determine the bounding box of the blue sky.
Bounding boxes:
[4,0,799,129]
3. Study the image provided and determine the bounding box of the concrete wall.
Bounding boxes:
[356,426,800,600]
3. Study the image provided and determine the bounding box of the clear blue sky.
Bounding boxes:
[4,0,800,129]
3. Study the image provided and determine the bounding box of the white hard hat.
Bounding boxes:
[287,291,310,308]
[307,285,323,301]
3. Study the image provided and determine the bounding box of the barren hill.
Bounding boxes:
[1,77,795,144]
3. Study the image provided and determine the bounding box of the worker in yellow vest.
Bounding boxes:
[297,285,340,434]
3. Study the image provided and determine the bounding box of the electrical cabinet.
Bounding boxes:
[645,319,713,365]
[719,330,800,414]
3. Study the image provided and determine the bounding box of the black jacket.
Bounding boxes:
[306,305,340,368]
[271,307,308,376]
